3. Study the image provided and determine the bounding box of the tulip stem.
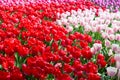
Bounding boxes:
[106,55,114,63]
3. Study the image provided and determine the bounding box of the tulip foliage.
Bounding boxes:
[0,0,119,80]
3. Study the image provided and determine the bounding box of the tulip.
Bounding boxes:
[116,61,120,69]
[105,39,111,48]
[93,43,102,52]
[66,26,73,32]
[106,67,117,77]
[114,54,120,62]
[111,44,119,52]
[115,34,120,41]
[108,49,113,56]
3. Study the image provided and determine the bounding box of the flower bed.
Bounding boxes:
[0,0,119,80]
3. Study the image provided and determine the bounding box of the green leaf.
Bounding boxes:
[47,74,54,80]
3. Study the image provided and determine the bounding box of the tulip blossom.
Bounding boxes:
[91,43,102,54]
[106,67,117,77]
[114,54,120,62]
[108,49,113,56]
[111,44,119,53]
[105,39,111,48]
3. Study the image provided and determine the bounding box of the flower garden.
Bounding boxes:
[0,0,120,80]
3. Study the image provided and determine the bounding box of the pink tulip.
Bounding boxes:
[106,67,118,77]
[115,34,120,41]
[93,43,102,53]
[105,39,111,48]
[102,32,108,39]
[111,44,119,52]
[109,34,115,41]
[116,61,120,69]
[66,26,73,32]
[114,54,120,62]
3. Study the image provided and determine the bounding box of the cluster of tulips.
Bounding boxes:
[0,0,120,80]
[91,0,120,12]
